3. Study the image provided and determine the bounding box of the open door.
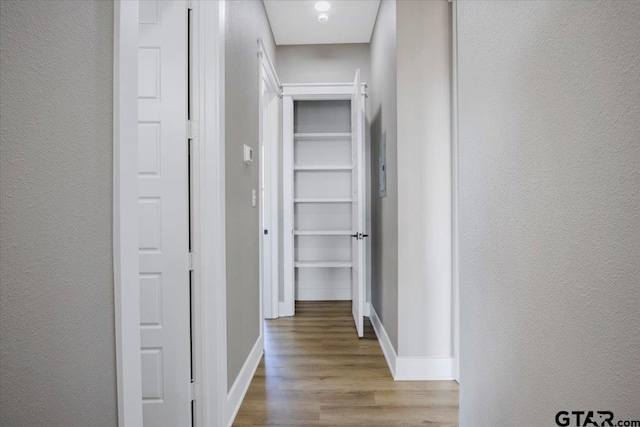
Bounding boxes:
[351,69,366,337]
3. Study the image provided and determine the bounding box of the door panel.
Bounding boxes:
[138,1,191,425]
[351,70,365,337]
[261,76,279,319]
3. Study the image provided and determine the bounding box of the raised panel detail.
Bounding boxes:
[139,122,161,176]
[138,198,161,251]
[138,48,160,100]
[140,274,162,326]
[141,348,164,400]
[139,0,159,24]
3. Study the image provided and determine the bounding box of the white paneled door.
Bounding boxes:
[351,70,366,337]
[138,1,191,426]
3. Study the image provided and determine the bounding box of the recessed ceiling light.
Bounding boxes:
[317,13,329,23]
[315,1,331,12]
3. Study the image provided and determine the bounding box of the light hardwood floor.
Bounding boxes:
[234,301,459,426]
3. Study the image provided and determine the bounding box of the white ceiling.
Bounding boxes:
[263,0,381,46]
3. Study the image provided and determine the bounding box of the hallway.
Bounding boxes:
[234,302,459,426]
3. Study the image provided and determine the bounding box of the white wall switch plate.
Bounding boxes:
[243,145,253,164]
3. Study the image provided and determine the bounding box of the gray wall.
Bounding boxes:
[369,0,398,351]
[225,0,276,389]
[396,0,451,358]
[276,43,370,84]
[458,1,640,425]
[0,1,117,425]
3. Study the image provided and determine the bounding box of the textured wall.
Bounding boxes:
[369,0,398,351]
[396,0,452,358]
[0,1,117,425]
[458,1,640,424]
[225,0,276,390]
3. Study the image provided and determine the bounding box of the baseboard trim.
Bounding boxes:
[226,335,263,427]
[369,304,397,378]
[278,302,294,317]
[279,301,369,316]
[395,357,454,381]
[296,288,351,301]
[369,304,454,381]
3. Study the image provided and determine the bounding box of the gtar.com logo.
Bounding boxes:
[556,411,640,427]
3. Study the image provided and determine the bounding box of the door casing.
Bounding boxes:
[113,1,228,426]
[280,82,368,319]
[258,39,281,320]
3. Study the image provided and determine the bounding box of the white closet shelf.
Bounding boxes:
[294,165,353,171]
[294,132,352,141]
[294,230,353,236]
[295,261,353,268]
[294,198,352,203]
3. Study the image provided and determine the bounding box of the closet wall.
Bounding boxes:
[369,0,398,352]
[276,44,372,303]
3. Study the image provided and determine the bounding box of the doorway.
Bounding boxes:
[280,76,368,336]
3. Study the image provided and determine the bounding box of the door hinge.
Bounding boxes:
[188,252,198,271]
[189,381,199,401]
[187,120,197,140]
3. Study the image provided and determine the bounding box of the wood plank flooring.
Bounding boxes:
[233,301,459,426]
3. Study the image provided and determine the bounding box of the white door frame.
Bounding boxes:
[113,1,228,426]
[281,83,367,318]
[113,1,143,424]
[258,39,281,320]
[451,0,460,384]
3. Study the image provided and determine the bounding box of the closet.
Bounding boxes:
[282,71,366,336]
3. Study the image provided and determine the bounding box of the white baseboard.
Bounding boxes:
[369,304,397,378]
[369,304,454,381]
[226,335,263,427]
[395,357,454,381]
[279,301,369,316]
[296,288,351,301]
[278,301,294,317]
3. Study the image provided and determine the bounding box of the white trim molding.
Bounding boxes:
[451,0,460,384]
[364,302,371,317]
[281,95,295,317]
[226,337,264,427]
[395,357,455,381]
[258,38,281,320]
[257,38,281,95]
[192,1,228,426]
[296,288,351,301]
[113,1,143,425]
[279,301,294,318]
[282,82,367,100]
[281,82,368,317]
[369,304,454,381]
[369,304,397,378]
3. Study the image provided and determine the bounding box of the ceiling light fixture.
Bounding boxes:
[317,13,329,23]
[315,1,331,12]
